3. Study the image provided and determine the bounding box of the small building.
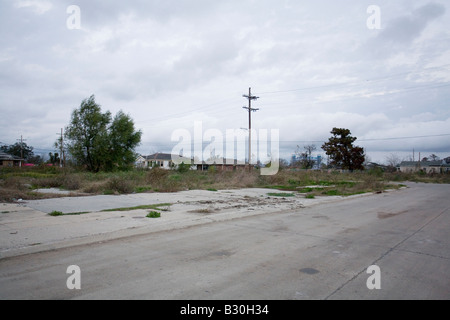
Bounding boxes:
[136,153,247,171]
[0,152,24,167]
[399,160,450,174]
[365,162,388,171]
[194,158,247,171]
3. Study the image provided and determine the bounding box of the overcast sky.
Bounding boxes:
[1,0,449,163]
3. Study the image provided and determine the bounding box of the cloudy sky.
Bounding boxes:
[1,0,449,163]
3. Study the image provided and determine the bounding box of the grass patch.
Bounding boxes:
[267,192,296,197]
[48,210,90,216]
[264,185,298,191]
[134,186,152,193]
[305,194,315,199]
[323,189,339,196]
[206,188,218,192]
[146,211,161,218]
[48,210,64,216]
[65,211,90,215]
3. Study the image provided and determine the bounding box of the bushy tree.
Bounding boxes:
[1,142,34,160]
[321,128,365,171]
[65,95,142,172]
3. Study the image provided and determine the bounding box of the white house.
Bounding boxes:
[136,153,193,170]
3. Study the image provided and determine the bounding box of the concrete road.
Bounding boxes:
[0,182,449,300]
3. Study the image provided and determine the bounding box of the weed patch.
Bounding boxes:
[49,211,64,216]
[146,211,161,218]
[1,166,448,203]
[102,203,172,212]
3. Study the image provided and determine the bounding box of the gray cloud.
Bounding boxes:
[380,2,445,44]
[1,0,449,163]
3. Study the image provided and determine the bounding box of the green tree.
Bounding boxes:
[105,111,143,171]
[48,152,60,166]
[65,95,142,172]
[321,128,365,171]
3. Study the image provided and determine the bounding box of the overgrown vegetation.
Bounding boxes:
[1,165,449,202]
[146,211,161,218]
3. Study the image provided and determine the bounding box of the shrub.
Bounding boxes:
[146,211,161,218]
[177,162,191,173]
[61,174,83,190]
[107,176,135,194]
[323,189,339,196]
[367,167,384,177]
[146,168,169,184]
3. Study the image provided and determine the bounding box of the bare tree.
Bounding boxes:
[385,153,402,172]
[386,153,401,167]
[294,144,317,169]
[429,154,439,161]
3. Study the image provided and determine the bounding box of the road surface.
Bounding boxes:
[0,182,449,300]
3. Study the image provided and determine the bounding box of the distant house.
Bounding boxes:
[399,160,450,174]
[135,153,247,171]
[136,153,177,169]
[193,158,247,171]
[0,152,24,167]
[365,162,388,171]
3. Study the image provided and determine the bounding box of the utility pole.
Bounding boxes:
[56,128,65,168]
[16,135,27,159]
[242,87,259,171]
[16,135,27,167]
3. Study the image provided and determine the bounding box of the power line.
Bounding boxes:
[272,133,450,144]
[135,97,242,125]
[358,133,450,142]
[254,63,450,96]
[134,80,450,129]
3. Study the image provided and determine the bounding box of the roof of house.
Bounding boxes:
[400,160,448,167]
[144,153,175,161]
[366,162,387,168]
